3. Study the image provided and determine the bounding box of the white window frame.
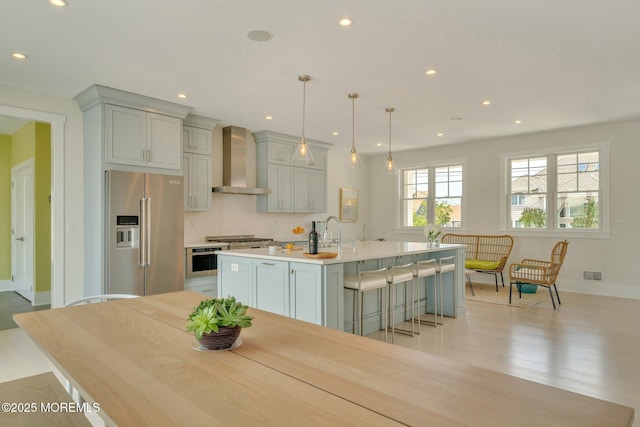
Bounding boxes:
[395,160,467,236]
[499,142,610,238]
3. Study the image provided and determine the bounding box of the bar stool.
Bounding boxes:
[435,256,456,325]
[465,268,475,296]
[386,262,416,343]
[344,266,389,342]
[413,259,437,332]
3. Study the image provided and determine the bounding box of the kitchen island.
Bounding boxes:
[217,241,465,333]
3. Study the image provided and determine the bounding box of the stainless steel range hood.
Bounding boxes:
[212,126,269,195]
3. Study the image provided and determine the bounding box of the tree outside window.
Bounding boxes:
[402,165,462,228]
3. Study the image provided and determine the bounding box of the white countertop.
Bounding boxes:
[218,241,463,264]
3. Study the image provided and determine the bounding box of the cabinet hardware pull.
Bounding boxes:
[262,262,275,266]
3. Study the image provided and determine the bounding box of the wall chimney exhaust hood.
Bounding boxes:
[212,126,270,195]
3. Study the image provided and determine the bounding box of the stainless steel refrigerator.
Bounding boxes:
[105,170,184,295]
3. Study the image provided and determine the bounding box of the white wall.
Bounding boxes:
[0,84,85,303]
[184,127,373,244]
[369,118,640,299]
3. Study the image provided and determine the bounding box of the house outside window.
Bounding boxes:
[401,164,463,228]
[503,145,607,234]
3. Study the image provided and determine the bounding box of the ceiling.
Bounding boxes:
[2,0,640,155]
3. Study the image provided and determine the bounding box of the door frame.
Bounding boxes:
[11,158,35,302]
[0,105,65,308]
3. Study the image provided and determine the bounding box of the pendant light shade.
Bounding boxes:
[383,107,397,175]
[346,93,363,168]
[294,75,315,165]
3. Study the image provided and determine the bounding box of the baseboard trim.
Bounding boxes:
[0,280,11,292]
[33,291,51,307]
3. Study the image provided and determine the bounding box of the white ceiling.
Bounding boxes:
[2,0,640,154]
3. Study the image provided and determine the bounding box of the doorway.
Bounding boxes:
[11,159,35,302]
[0,105,65,309]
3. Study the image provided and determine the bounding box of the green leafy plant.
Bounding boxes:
[186,296,253,340]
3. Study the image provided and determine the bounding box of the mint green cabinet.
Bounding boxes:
[290,262,323,324]
[218,255,254,304]
[254,259,290,316]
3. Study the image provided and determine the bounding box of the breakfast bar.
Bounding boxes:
[14,292,634,426]
[217,240,466,332]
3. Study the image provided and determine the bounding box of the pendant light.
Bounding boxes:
[383,107,397,175]
[294,75,315,165]
[347,93,363,168]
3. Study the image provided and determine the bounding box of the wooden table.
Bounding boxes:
[15,291,634,427]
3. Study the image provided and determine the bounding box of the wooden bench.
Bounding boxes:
[0,372,91,426]
[441,233,514,291]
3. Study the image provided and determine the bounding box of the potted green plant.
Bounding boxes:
[186,296,253,350]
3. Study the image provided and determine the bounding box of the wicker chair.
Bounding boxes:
[509,240,569,309]
[441,234,514,292]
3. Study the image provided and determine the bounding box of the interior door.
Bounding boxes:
[11,160,35,302]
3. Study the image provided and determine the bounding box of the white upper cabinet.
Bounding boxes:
[254,130,331,213]
[183,125,212,155]
[183,152,212,211]
[104,105,182,170]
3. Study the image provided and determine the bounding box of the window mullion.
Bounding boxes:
[548,153,557,229]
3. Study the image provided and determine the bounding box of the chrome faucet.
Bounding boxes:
[325,215,342,253]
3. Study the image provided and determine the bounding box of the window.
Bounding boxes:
[506,147,605,232]
[401,164,463,228]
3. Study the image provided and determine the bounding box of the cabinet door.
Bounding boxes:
[267,164,293,212]
[191,153,211,211]
[309,170,326,212]
[294,168,326,213]
[183,153,191,210]
[146,112,182,170]
[105,104,146,166]
[254,260,289,316]
[267,141,294,165]
[294,146,327,170]
[290,262,323,325]
[294,168,311,212]
[218,256,254,305]
[183,126,212,155]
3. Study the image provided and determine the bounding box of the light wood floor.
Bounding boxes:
[1,290,638,426]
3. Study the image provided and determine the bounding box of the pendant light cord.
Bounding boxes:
[301,78,306,139]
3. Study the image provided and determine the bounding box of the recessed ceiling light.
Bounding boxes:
[482,100,491,106]
[12,52,27,60]
[515,120,523,124]
[376,142,382,147]
[49,0,68,6]
[177,93,188,99]
[339,18,353,26]
[425,68,437,76]
[332,131,338,136]
[265,115,272,120]
[247,30,273,42]
[437,132,444,137]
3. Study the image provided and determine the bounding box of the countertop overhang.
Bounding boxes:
[218,241,464,264]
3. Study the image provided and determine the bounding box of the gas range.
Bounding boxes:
[206,235,278,250]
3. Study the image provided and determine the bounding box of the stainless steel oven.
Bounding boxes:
[185,244,228,279]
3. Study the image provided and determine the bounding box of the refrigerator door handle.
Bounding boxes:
[139,198,146,267]
[146,197,152,266]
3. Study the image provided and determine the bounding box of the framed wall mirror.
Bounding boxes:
[340,188,358,222]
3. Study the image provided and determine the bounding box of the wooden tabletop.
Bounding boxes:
[15,291,634,427]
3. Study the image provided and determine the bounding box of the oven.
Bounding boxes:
[185,244,228,279]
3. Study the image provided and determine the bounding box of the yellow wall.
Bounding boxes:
[6,122,51,293]
[0,134,11,280]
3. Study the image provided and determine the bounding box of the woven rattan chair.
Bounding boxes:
[441,234,514,292]
[509,240,569,309]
